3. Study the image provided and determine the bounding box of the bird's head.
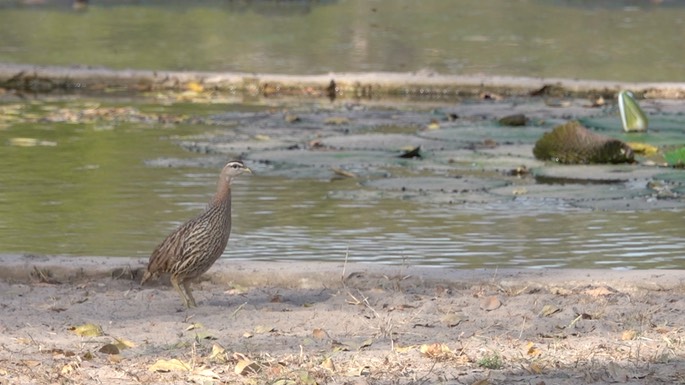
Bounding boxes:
[221,160,252,183]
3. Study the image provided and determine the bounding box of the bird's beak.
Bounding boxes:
[244,167,253,174]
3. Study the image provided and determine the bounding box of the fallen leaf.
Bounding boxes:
[358,338,373,350]
[539,304,561,317]
[321,356,335,371]
[312,328,327,340]
[584,286,617,297]
[420,343,453,360]
[209,343,226,361]
[440,312,465,327]
[480,296,502,311]
[98,344,119,355]
[525,342,542,357]
[529,362,544,374]
[194,368,220,379]
[235,359,261,375]
[69,323,103,337]
[621,330,638,341]
[394,345,416,353]
[470,378,490,385]
[113,337,136,350]
[254,325,275,334]
[149,359,191,372]
[186,323,204,331]
[324,117,350,125]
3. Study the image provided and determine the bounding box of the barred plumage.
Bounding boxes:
[141,160,251,308]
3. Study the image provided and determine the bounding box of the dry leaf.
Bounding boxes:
[321,357,335,371]
[194,368,220,379]
[529,362,544,374]
[185,82,204,93]
[149,358,191,372]
[98,343,119,355]
[621,330,638,341]
[209,343,226,360]
[312,328,327,340]
[394,344,416,353]
[470,378,490,385]
[539,304,561,317]
[235,359,261,375]
[480,296,502,311]
[113,337,136,350]
[525,342,542,357]
[254,325,275,334]
[420,343,454,360]
[69,323,103,337]
[186,323,203,331]
[358,338,373,350]
[584,286,617,297]
[243,331,254,338]
[440,312,465,327]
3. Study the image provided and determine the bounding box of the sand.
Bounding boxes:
[0,254,683,385]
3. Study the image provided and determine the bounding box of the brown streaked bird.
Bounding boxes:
[141,160,252,308]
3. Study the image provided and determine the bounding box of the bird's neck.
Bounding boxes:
[210,179,232,208]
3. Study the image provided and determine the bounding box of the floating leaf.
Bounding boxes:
[69,323,103,337]
[398,146,421,159]
[627,142,659,156]
[185,81,204,93]
[149,359,191,372]
[618,91,648,132]
[664,147,685,167]
[498,114,528,127]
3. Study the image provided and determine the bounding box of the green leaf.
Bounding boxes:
[618,91,648,132]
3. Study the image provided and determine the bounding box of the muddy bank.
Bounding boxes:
[3,63,685,100]
[0,254,683,385]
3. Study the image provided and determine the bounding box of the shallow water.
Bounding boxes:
[1,0,685,81]
[0,99,683,269]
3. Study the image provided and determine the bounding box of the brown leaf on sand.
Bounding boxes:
[420,343,454,360]
[480,296,502,311]
[539,304,561,317]
[584,285,617,297]
[312,328,327,340]
[148,358,191,372]
[440,312,466,327]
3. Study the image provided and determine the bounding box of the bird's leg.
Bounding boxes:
[182,280,197,308]
[170,275,191,308]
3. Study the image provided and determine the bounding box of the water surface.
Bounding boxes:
[0,99,683,269]
[1,0,684,81]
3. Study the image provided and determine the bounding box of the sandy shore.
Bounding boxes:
[0,254,683,385]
